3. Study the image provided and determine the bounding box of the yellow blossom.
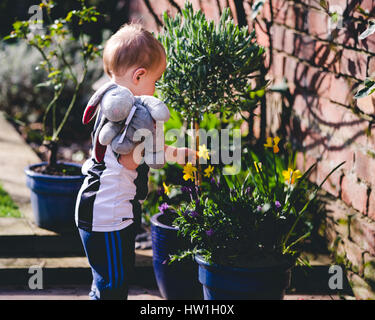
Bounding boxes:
[264,136,280,154]
[163,182,170,196]
[253,161,262,173]
[282,168,302,184]
[183,162,197,181]
[204,165,214,178]
[198,144,210,160]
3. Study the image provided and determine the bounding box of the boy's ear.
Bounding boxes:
[133,68,147,84]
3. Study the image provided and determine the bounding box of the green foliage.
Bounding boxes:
[0,184,21,218]
[168,140,344,267]
[157,2,265,122]
[355,78,375,99]
[4,0,103,165]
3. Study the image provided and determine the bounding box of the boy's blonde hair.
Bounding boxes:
[103,23,165,77]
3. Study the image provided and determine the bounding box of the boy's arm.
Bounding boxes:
[118,145,197,170]
[118,149,139,170]
[165,145,197,165]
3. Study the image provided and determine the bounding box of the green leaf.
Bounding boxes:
[354,79,375,99]
[359,20,375,40]
[251,0,266,20]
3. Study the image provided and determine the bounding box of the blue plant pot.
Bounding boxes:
[151,212,202,300]
[25,162,85,233]
[195,255,293,300]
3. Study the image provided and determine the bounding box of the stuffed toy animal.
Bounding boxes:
[82,82,170,169]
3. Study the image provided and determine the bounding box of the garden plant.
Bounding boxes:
[4,0,103,175]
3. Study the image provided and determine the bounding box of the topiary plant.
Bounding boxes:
[157,2,265,183]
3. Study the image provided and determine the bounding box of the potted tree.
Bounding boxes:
[4,0,102,232]
[169,139,345,300]
[150,3,265,299]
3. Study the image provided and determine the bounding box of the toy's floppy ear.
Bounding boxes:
[92,116,108,163]
[83,82,118,124]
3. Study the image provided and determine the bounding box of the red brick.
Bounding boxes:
[271,52,285,81]
[261,1,272,21]
[331,20,356,48]
[295,63,332,98]
[285,28,297,55]
[324,139,354,172]
[368,189,375,220]
[350,213,375,256]
[255,18,270,48]
[338,108,369,146]
[344,238,365,274]
[271,24,285,52]
[272,0,288,25]
[354,150,375,186]
[356,93,375,114]
[294,33,316,62]
[314,41,341,73]
[295,152,318,182]
[340,49,368,80]
[308,9,329,39]
[284,56,298,85]
[317,159,342,196]
[286,5,308,31]
[329,75,357,105]
[341,174,369,213]
[367,56,375,77]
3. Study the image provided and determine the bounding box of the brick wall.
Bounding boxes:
[258,0,375,299]
[130,0,375,299]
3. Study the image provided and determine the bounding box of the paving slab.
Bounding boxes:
[0,113,39,219]
[0,285,163,300]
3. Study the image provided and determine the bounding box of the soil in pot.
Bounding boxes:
[32,163,82,176]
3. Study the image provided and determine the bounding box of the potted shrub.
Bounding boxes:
[169,138,345,300]
[4,0,102,232]
[151,3,265,298]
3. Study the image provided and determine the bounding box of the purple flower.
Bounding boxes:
[257,205,262,212]
[158,202,169,214]
[206,229,214,237]
[275,201,282,209]
[190,211,199,218]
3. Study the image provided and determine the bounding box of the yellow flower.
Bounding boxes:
[264,136,280,154]
[282,168,302,184]
[253,161,262,173]
[204,165,214,178]
[198,144,210,160]
[183,162,197,181]
[163,182,170,196]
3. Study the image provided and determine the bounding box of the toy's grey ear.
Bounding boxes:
[101,86,135,122]
[137,96,170,122]
[82,82,117,124]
